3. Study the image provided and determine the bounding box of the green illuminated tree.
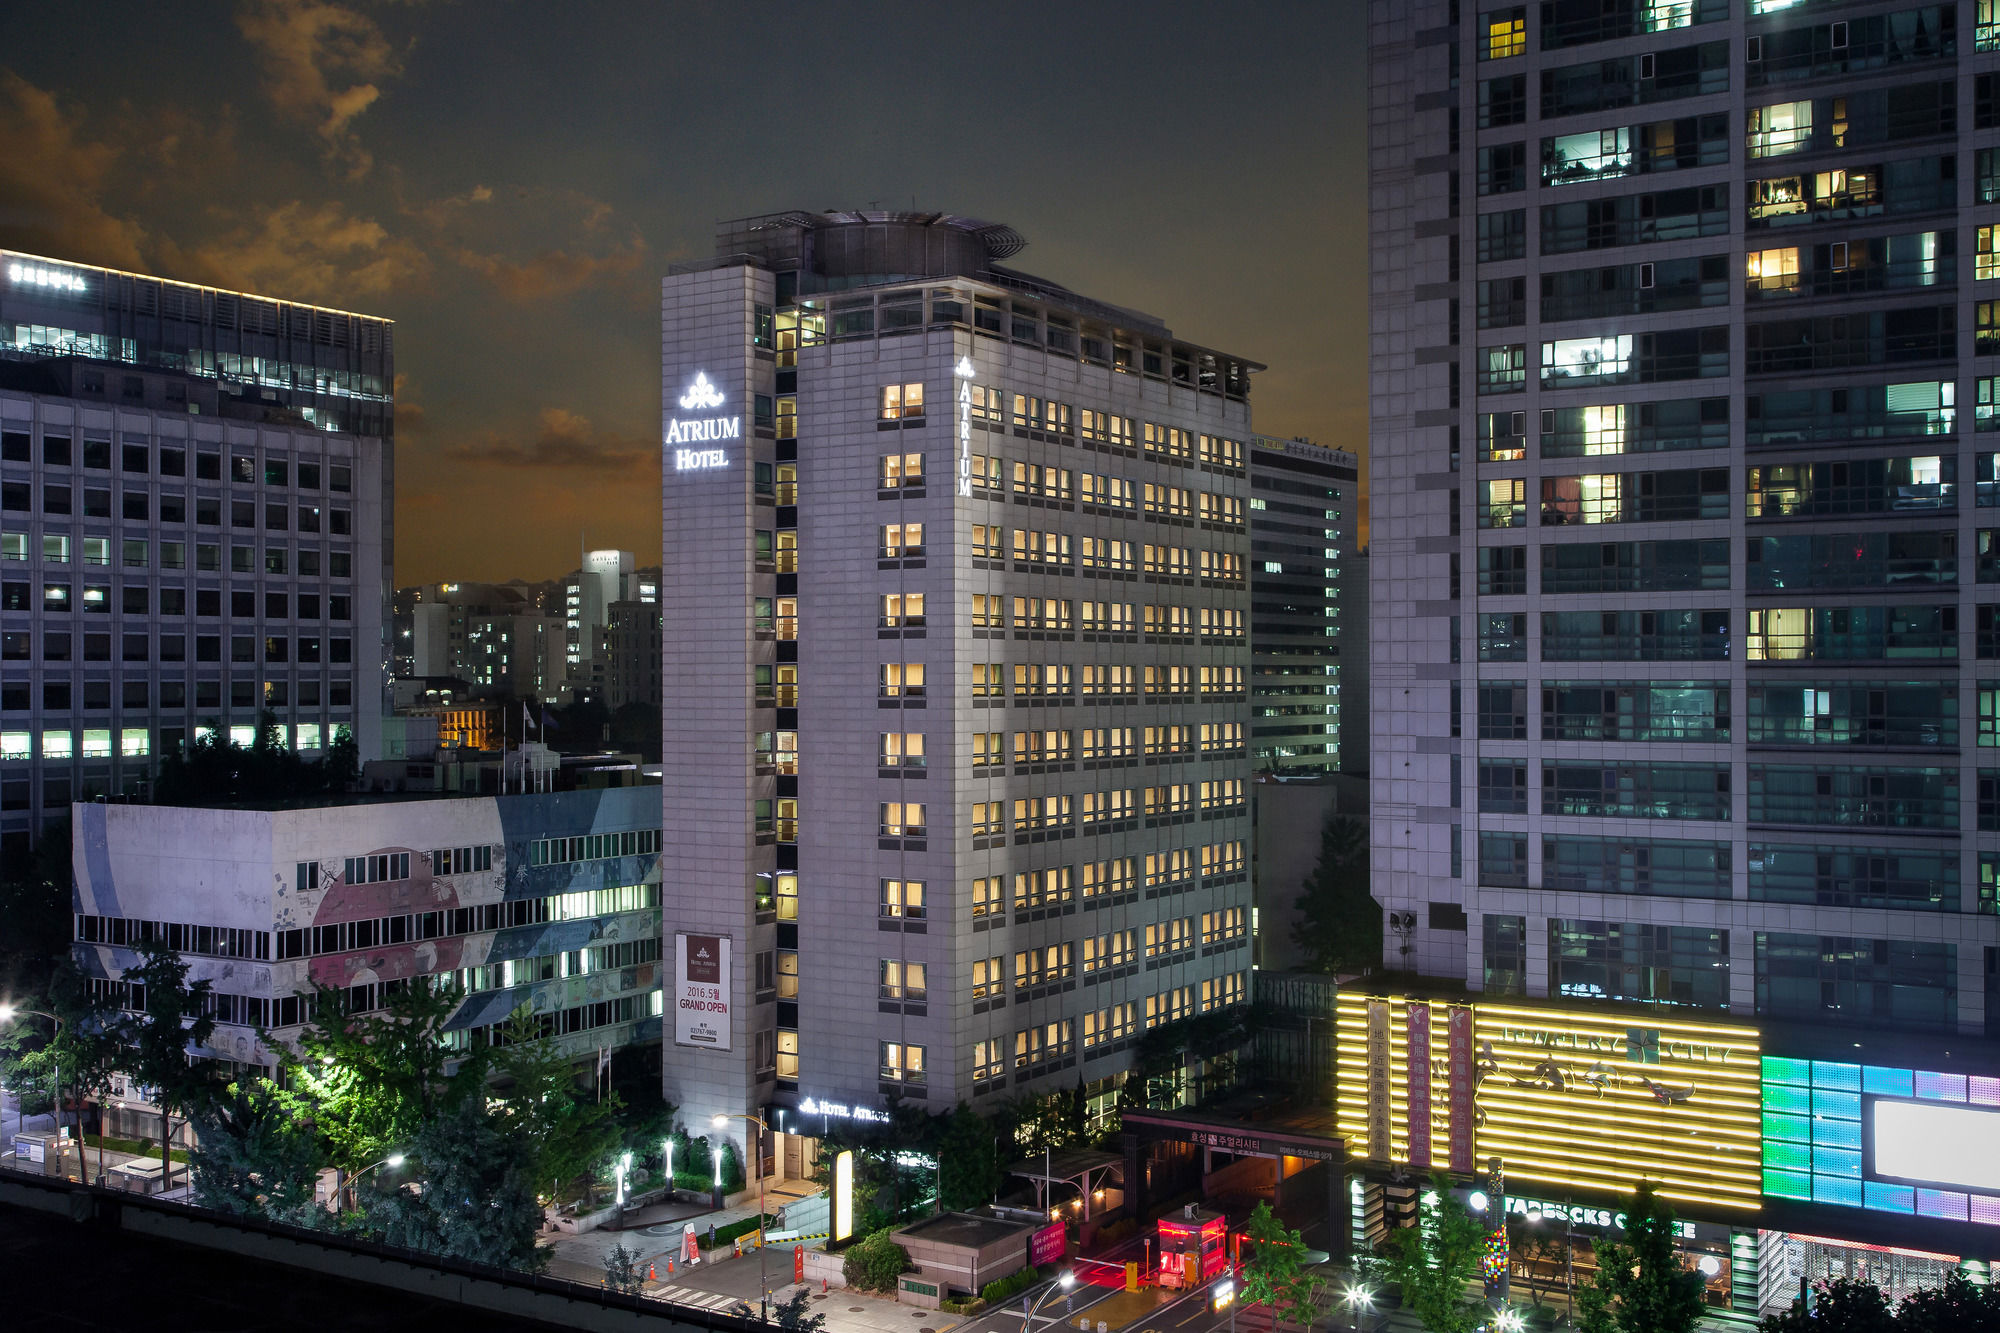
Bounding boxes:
[274,978,473,1175]
[1239,1201,1324,1329]
[1373,1174,1488,1333]
[774,1287,829,1333]
[186,1075,327,1222]
[602,1240,646,1295]
[1574,1185,1704,1333]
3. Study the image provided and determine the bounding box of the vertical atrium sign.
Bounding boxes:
[955,357,975,496]
[667,371,738,471]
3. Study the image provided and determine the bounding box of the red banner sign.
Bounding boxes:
[794,1244,806,1284]
[1448,1005,1476,1173]
[1407,1002,1432,1169]
[1030,1220,1066,1266]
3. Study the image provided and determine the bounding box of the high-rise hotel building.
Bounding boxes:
[660,212,1258,1141]
[0,252,392,858]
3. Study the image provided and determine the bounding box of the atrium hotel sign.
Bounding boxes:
[668,372,737,471]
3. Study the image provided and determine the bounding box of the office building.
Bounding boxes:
[1337,548,1369,775]
[602,598,664,711]
[1367,0,2000,1286]
[409,580,565,700]
[0,251,392,858]
[659,210,1258,1163]
[71,785,664,1075]
[1249,436,1357,774]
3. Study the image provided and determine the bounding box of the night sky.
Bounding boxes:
[0,1,1367,585]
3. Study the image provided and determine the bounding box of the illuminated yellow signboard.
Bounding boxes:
[833,1149,855,1242]
[1335,994,1762,1214]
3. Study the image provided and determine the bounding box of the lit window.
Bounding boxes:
[1747,102,1812,158]
[42,730,72,759]
[1747,247,1801,293]
[81,729,111,758]
[1980,226,1999,283]
[880,1040,926,1083]
[881,453,922,488]
[0,732,30,760]
[120,728,148,758]
[881,523,924,558]
[879,383,925,420]
[880,801,926,837]
[1481,5,1526,58]
[230,725,256,747]
[880,878,925,919]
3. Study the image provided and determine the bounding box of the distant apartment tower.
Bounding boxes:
[0,251,392,858]
[1249,436,1357,774]
[659,211,1259,1148]
[410,580,564,700]
[1369,2,1999,1018]
[602,599,664,711]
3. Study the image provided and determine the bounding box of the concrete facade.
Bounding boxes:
[660,212,1260,1144]
[0,249,392,858]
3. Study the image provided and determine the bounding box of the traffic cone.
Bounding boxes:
[649,1263,658,1281]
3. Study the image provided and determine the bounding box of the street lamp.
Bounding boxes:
[1024,1270,1077,1333]
[346,1152,406,1210]
[1341,1283,1374,1332]
[1494,1307,1525,1333]
[715,1112,772,1320]
[0,1006,70,1182]
[1211,1276,1237,1333]
[663,1137,675,1197]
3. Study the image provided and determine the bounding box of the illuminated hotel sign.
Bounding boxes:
[1335,994,1762,1215]
[667,371,738,470]
[954,356,975,496]
[7,261,86,294]
[798,1097,890,1124]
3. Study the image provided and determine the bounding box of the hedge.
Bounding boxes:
[980,1265,1049,1306]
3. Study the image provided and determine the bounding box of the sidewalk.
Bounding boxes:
[539,1187,811,1287]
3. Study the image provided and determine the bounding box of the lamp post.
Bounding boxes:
[1340,1283,1374,1332]
[1024,1270,1077,1333]
[616,1150,634,1228]
[715,1112,771,1320]
[346,1152,405,1211]
[0,1006,69,1182]
[664,1137,675,1198]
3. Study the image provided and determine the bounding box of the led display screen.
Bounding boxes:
[1874,1100,2000,1192]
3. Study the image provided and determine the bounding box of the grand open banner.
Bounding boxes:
[674,932,732,1049]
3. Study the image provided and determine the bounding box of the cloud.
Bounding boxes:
[392,373,428,436]
[443,408,655,472]
[234,0,402,178]
[0,72,152,271]
[451,240,648,303]
[170,199,429,303]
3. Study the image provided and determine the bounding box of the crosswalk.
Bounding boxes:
[644,1282,758,1313]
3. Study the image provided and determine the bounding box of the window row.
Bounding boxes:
[0,484,353,533]
[0,631,355,665]
[0,432,356,491]
[270,882,662,960]
[0,532,355,576]
[4,581,353,618]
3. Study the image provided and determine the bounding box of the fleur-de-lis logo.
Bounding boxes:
[954,357,975,378]
[679,372,724,410]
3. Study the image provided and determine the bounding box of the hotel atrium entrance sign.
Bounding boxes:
[668,371,738,470]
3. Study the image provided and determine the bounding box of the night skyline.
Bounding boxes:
[0,0,1368,585]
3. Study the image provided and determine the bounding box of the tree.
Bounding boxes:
[490,1006,622,1202]
[1290,813,1379,975]
[276,978,473,1175]
[1505,1215,1572,1310]
[933,1103,1002,1212]
[774,1287,829,1333]
[0,969,120,1182]
[0,816,73,1000]
[1373,1174,1488,1333]
[366,1094,546,1271]
[1897,1271,2000,1332]
[602,1240,645,1295]
[1574,1185,1705,1333]
[1238,1201,1324,1329]
[115,941,218,1194]
[185,1075,327,1223]
[1757,1278,1895,1333]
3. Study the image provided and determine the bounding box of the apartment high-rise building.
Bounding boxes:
[660,211,1258,1159]
[0,251,392,857]
[1368,0,2000,1281]
[1249,436,1357,774]
[565,549,637,690]
[410,580,564,700]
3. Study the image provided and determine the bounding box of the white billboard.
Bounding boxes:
[1873,1099,2000,1191]
[674,932,732,1050]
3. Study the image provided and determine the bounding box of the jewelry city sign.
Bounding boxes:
[1335,994,1763,1214]
[667,371,737,471]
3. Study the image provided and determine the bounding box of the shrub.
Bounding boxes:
[941,1297,989,1316]
[842,1230,912,1293]
[980,1265,1048,1305]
